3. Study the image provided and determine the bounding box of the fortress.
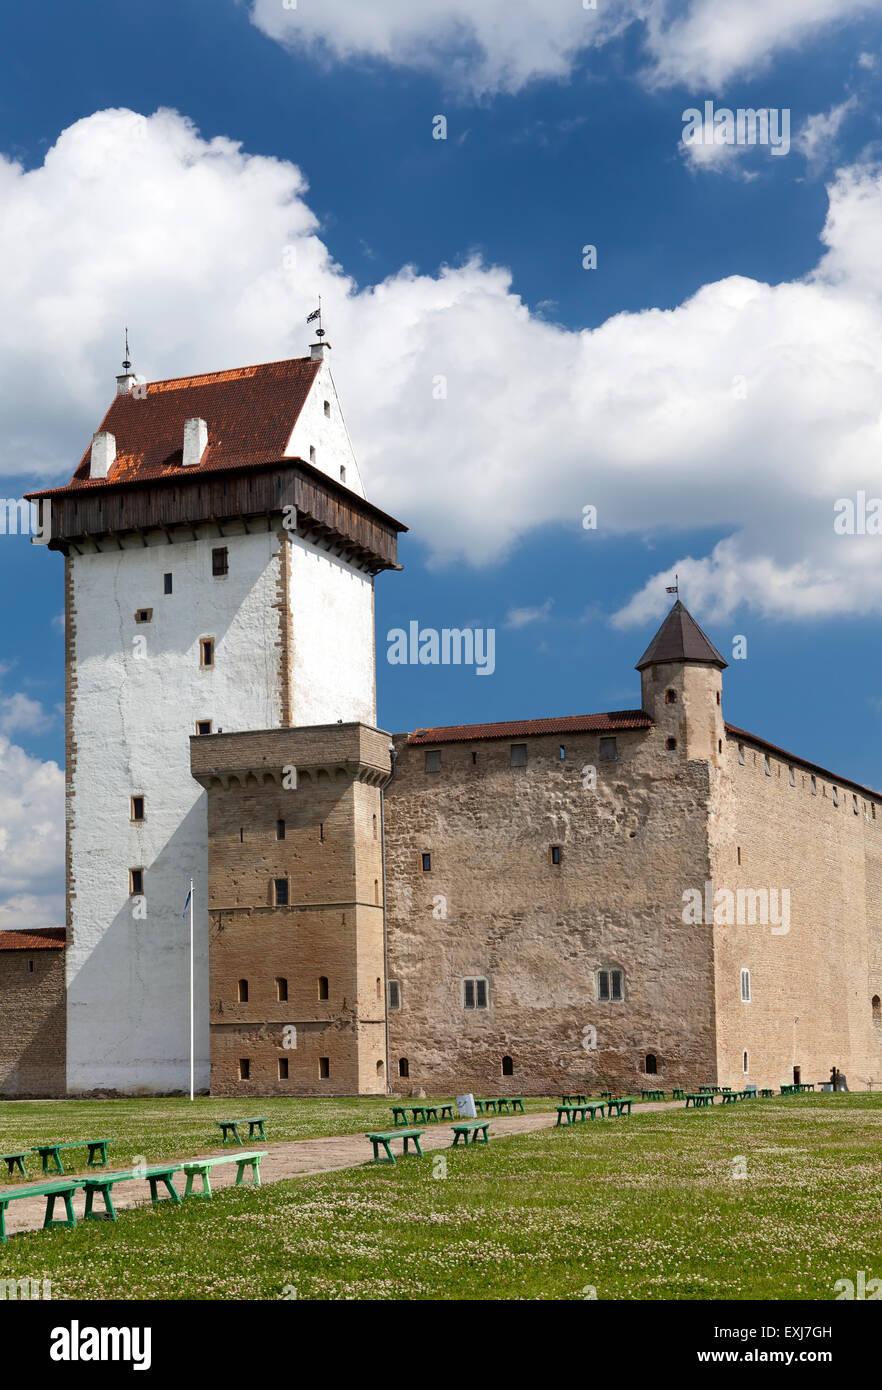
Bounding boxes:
[5,347,881,1099]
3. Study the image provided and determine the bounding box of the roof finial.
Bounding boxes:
[122,325,132,373]
[116,327,138,395]
[308,296,331,360]
[307,297,324,339]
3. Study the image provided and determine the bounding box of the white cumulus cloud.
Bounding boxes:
[0,735,64,930]
[249,0,882,95]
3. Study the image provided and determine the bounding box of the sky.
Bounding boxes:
[1,0,882,930]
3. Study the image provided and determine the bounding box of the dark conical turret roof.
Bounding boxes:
[635,600,727,671]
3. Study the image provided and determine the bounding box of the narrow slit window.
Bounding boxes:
[200,638,215,667]
[741,969,751,1003]
[319,1057,330,1079]
[211,546,228,577]
[421,851,431,872]
[276,818,286,840]
[388,980,401,1009]
[129,867,144,896]
[398,1057,409,1078]
[130,796,145,822]
[318,976,329,1001]
[550,845,561,866]
[276,977,288,1002]
[273,878,289,906]
[163,573,173,595]
[278,1057,289,1080]
[238,979,248,1003]
[239,1058,250,1080]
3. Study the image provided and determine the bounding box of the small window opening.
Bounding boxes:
[743,1051,749,1074]
[872,995,881,1021]
[131,796,145,822]
[324,400,331,418]
[276,818,286,840]
[319,1057,330,1079]
[309,446,316,464]
[318,976,329,1000]
[212,547,228,577]
[239,1058,250,1080]
[665,689,677,704]
[741,969,751,1002]
[278,1057,289,1080]
[811,775,817,795]
[339,465,346,484]
[273,878,289,906]
[163,573,173,594]
[502,1055,514,1076]
[463,978,488,1009]
[737,846,742,865]
[134,609,152,624]
[196,720,212,736]
[788,765,795,787]
[665,737,677,751]
[27,959,35,974]
[421,851,431,872]
[200,638,215,667]
[398,1057,409,1078]
[645,1053,657,1075]
[389,981,401,1010]
[238,979,248,1003]
[550,845,561,866]
[129,867,143,896]
[737,744,745,765]
[276,977,288,1002]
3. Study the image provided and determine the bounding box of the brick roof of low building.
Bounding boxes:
[0,928,66,951]
[406,710,652,745]
[30,356,322,496]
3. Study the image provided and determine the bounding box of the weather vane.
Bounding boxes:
[666,573,679,596]
[306,297,325,340]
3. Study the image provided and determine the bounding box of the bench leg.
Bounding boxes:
[84,1185,116,1222]
[185,1170,211,1197]
[42,1150,63,1175]
[148,1175,182,1206]
[87,1143,108,1168]
[478,1127,489,1143]
[250,1122,266,1142]
[0,1200,7,1244]
[236,1159,260,1187]
[12,1156,25,1176]
[44,1191,76,1230]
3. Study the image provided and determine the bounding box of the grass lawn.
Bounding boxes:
[2,1093,881,1299]
[0,1094,552,1181]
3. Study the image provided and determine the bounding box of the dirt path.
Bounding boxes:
[1,1100,682,1241]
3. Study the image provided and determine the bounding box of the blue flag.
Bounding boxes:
[182,888,192,918]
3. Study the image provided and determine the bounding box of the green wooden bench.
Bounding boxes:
[721,1091,739,1104]
[606,1097,634,1117]
[215,1117,267,1145]
[685,1092,714,1108]
[672,1087,685,1100]
[760,1088,774,1097]
[556,1102,605,1125]
[32,1138,113,1175]
[80,1163,184,1221]
[451,1119,490,1145]
[182,1150,267,1197]
[475,1099,499,1114]
[562,1094,588,1105]
[365,1129,425,1164]
[641,1089,666,1102]
[1,1151,30,1178]
[0,1179,82,1242]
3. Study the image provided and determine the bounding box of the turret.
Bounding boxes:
[636,600,727,766]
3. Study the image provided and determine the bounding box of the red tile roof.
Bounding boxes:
[0,928,66,951]
[406,710,652,745]
[36,356,321,496]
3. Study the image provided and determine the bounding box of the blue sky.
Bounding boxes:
[2,0,882,927]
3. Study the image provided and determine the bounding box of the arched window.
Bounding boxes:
[318,976,329,1000]
[501,1055,514,1076]
[376,977,381,1000]
[237,979,248,1003]
[398,1057,409,1078]
[665,689,677,704]
[645,1053,657,1075]
[873,995,881,1021]
[376,1059,384,1077]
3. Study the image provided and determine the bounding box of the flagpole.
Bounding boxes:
[189,876,195,1103]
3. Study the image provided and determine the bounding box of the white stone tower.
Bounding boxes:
[27,345,404,1093]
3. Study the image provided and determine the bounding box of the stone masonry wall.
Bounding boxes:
[0,946,66,1097]
[384,724,718,1097]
